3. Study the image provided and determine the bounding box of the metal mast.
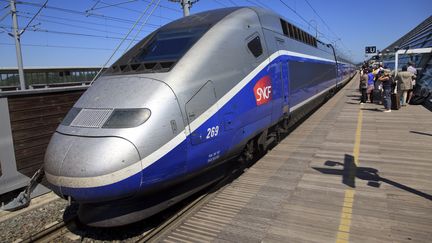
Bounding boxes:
[10,0,25,90]
[169,0,198,17]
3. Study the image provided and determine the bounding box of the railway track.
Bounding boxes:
[21,215,78,243]
[18,161,249,243]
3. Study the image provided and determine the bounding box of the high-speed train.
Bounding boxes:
[44,7,355,226]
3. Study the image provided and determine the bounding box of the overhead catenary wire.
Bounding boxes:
[20,0,47,35]
[212,0,228,7]
[303,0,348,50]
[278,0,337,45]
[91,0,158,84]
[17,14,155,36]
[246,0,266,9]
[304,0,337,38]
[0,42,120,51]
[226,0,237,6]
[87,0,138,12]
[87,0,102,12]
[90,0,175,21]
[15,1,171,26]
[254,0,272,10]
[244,0,259,7]
[0,3,10,22]
[18,10,162,30]
[0,24,147,40]
[141,0,181,13]
[124,0,160,52]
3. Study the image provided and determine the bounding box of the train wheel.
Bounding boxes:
[239,140,254,163]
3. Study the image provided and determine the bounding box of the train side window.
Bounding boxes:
[288,23,294,39]
[247,36,263,58]
[280,19,289,36]
[294,27,300,40]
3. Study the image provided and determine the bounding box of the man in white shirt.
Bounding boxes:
[407,61,417,104]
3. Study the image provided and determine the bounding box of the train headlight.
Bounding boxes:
[102,108,151,128]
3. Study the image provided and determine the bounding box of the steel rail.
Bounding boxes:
[21,215,78,243]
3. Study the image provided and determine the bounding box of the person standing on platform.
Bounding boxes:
[366,69,375,103]
[407,61,417,104]
[370,68,379,104]
[395,66,416,106]
[360,69,368,103]
[379,69,393,112]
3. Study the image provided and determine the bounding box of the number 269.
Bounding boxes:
[206,126,219,139]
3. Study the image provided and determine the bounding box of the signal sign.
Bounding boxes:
[365,46,376,54]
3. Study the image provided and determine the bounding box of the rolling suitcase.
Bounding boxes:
[372,89,381,104]
[391,93,401,110]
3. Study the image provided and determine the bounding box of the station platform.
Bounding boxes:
[156,75,432,243]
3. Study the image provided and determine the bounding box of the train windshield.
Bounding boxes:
[107,26,209,74]
[133,27,207,63]
[105,7,241,74]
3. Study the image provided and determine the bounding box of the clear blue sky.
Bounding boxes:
[1,0,431,67]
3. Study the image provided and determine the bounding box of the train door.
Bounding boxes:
[270,38,288,122]
[281,60,290,116]
[185,81,224,170]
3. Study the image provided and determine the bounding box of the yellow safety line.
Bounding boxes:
[336,110,363,243]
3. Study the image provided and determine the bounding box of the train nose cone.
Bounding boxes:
[44,132,142,202]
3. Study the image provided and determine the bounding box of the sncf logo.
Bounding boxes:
[253,75,272,106]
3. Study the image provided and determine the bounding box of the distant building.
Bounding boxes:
[0,67,105,91]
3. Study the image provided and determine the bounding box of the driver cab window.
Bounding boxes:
[247,36,263,58]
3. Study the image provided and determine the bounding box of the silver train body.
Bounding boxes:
[44,7,355,226]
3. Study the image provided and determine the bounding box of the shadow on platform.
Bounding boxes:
[410,131,432,137]
[312,154,432,201]
[361,108,383,112]
[345,101,360,105]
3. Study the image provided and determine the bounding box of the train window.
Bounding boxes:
[300,30,304,42]
[288,23,294,38]
[247,36,263,58]
[294,27,300,40]
[280,19,289,36]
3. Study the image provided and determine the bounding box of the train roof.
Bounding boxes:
[160,7,242,31]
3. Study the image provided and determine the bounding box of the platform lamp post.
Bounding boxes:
[9,0,25,90]
[169,0,199,17]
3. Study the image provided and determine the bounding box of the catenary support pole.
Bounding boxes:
[10,0,26,90]
[181,0,190,16]
[169,0,198,17]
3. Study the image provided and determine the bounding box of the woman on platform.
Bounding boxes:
[378,69,393,112]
